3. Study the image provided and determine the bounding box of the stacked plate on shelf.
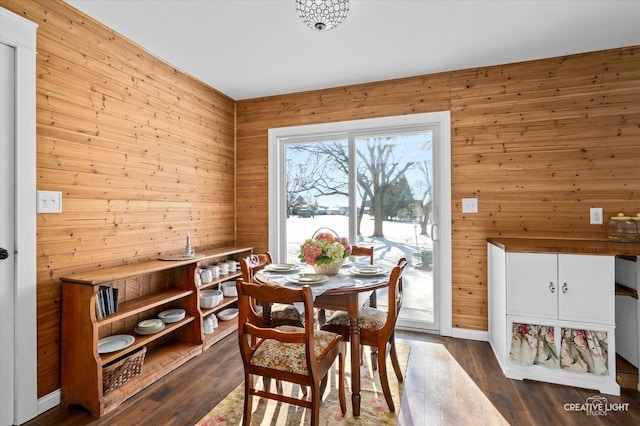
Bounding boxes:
[158,308,186,324]
[134,319,165,335]
[98,334,135,354]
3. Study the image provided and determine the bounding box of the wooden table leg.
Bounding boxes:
[347,295,361,417]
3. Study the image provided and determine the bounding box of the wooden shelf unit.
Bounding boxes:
[60,246,252,417]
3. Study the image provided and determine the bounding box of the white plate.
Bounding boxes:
[98,334,135,354]
[158,308,186,323]
[287,273,329,285]
[137,319,164,329]
[134,321,165,335]
[217,308,239,321]
[350,266,386,276]
[264,264,300,274]
[266,263,296,271]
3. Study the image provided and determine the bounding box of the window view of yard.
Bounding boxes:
[286,214,434,324]
[283,132,435,327]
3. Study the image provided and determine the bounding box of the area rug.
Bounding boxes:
[196,343,410,425]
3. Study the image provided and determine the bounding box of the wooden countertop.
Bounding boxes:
[487,238,640,256]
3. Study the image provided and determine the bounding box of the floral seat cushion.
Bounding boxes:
[250,326,339,375]
[325,306,387,330]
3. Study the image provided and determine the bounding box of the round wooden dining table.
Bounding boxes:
[255,265,390,417]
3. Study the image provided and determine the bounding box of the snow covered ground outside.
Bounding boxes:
[286,214,434,324]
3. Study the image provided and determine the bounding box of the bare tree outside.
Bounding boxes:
[286,137,424,237]
[286,141,354,225]
[285,140,348,217]
[356,137,414,236]
[285,158,315,217]
[414,159,433,236]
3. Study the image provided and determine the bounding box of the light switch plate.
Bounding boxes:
[462,198,478,213]
[37,190,62,213]
[590,207,603,225]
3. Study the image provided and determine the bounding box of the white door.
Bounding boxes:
[0,7,38,425]
[506,252,557,319]
[558,254,615,325]
[0,40,17,426]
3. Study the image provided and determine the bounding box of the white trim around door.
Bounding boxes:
[267,112,452,337]
[0,7,38,425]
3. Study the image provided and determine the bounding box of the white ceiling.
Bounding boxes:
[65,0,640,100]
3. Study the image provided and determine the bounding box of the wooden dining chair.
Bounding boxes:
[236,280,346,426]
[350,245,376,306]
[320,257,408,412]
[239,253,305,327]
[350,245,374,266]
[348,245,378,367]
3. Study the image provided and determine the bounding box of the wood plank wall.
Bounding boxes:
[0,0,236,397]
[2,0,639,401]
[236,48,640,331]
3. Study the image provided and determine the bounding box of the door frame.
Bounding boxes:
[267,112,452,336]
[0,7,38,425]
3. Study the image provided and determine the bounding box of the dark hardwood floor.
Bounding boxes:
[26,331,640,425]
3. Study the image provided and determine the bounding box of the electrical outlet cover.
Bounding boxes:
[462,198,478,213]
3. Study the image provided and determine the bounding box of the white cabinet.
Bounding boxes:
[489,243,619,395]
[506,252,556,319]
[507,252,615,325]
[615,256,640,392]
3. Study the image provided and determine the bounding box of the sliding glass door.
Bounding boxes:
[269,113,451,333]
[353,132,436,330]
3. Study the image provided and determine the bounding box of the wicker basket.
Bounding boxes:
[307,227,347,276]
[312,258,344,275]
[102,346,146,394]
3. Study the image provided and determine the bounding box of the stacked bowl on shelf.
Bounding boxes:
[200,289,223,308]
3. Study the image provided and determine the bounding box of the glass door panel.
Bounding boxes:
[354,133,435,330]
[284,139,350,263]
[282,130,437,331]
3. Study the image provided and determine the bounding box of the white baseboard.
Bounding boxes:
[451,328,489,342]
[37,389,60,416]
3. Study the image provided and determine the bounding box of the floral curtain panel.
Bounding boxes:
[560,329,608,375]
[509,323,558,368]
[509,323,608,375]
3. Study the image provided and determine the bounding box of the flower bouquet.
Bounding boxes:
[299,228,351,275]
